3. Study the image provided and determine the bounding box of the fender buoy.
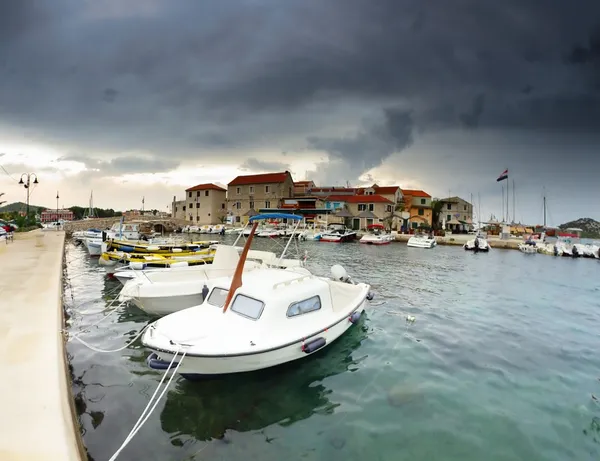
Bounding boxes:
[349,311,362,323]
[366,291,374,301]
[146,352,179,370]
[302,337,326,353]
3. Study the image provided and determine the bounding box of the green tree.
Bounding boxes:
[0,192,5,207]
[431,200,445,230]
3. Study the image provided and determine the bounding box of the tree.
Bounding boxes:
[431,200,445,230]
[0,192,5,207]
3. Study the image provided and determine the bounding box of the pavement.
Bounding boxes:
[0,230,84,461]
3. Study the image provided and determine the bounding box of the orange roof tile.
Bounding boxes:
[401,189,431,198]
[228,171,292,186]
[185,183,227,192]
[294,180,314,185]
[325,194,393,204]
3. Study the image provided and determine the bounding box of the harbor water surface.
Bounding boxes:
[65,237,600,461]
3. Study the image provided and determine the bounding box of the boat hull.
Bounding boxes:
[406,237,436,249]
[131,293,204,317]
[145,300,366,377]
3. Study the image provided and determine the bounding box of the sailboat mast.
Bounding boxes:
[543,195,547,229]
[478,192,481,228]
[512,179,515,223]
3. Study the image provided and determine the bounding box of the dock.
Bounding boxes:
[0,230,84,461]
[393,233,521,250]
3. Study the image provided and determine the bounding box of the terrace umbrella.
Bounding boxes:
[244,209,258,217]
[356,210,379,230]
[333,208,354,228]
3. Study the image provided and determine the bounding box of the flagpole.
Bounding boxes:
[501,184,504,222]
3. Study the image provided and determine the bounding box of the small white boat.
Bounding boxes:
[84,237,103,256]
[141,213,373,378]
[518,242,538,254]
[104,221,140,240]
[210,224,225,234]
[257,227,283,238]
[319,224,357,243]
[73,228,102,242]
[360,224,393,245]
[463,235,490,252]
[407,233,436,249]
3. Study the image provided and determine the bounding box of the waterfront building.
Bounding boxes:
[293,180,316,196]
[183,183,227,225]
[40,208,74,223]
[319,194,394,229]
[437,196,474,232]
[400,189,433,230]
[228,171,294,224]
[170,197,186,220]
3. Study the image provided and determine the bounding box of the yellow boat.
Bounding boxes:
[99,247,215,274]
[104,238,218,254]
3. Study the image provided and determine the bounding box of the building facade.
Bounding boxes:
[438,196,473,231]
[171,197,186,220]
[228,171,294,224]
[184,183,227,224]
[40,209,74,223]
[401,189,433,229]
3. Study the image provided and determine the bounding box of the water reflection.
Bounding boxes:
[160,318,369,443]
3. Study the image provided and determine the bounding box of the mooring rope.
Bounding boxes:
[108,347,187,461]
[70,324,150,353]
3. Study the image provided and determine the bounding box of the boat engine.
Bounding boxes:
[331,264,353,284]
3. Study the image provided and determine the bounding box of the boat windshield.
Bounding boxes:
[207,287,228,307]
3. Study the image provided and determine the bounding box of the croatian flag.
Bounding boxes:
[496,169,508,182]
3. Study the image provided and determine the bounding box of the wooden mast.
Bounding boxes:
[222,221,259,312]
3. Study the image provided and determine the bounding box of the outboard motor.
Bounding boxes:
[553,245,558,256]
[473,237,479,253]
[201,284,209,301]
[572,245,579,258]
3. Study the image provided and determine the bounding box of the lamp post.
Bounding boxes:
[56,191,60,229]
[18,173,39,219]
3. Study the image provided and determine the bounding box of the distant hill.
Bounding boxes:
[558,217,600,238]
[0,201,46,213]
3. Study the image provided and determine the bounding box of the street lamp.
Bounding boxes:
[18,173,39,218]
[56,191,60,229]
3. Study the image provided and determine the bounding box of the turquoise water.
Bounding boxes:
[64,238,600,461]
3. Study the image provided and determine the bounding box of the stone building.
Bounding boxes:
[183,183,227,225]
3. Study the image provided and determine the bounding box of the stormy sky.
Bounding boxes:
[1,0,599,224]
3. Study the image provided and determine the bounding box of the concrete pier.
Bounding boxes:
[0,230,84,461]
[393,233,521,250]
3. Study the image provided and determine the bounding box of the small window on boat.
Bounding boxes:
[287,296,321,318]
[207,288,228,308]
[231,295,265,320]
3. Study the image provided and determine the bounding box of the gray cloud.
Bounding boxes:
[239,158,291,173]
[1,0,600,196]
[58,155,180,175]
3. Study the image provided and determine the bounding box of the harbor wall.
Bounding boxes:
[0,230,85,461]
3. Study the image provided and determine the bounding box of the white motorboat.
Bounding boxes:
[518,242,538,254]
[73,228,102,243]
[141,213,373,379]
[407,233,436,249]
[118,217,305,316]
[319,223,357,243]
[104,221,140,240]
[359,224,393,245]
[257,226,283,238]
[463,235,490,252]
[84,237,103,256]
[210,224,225,234]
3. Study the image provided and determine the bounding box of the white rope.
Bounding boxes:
[108,347,187,461]
[70,325,150,353]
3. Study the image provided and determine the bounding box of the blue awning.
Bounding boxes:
[249,213,302,222]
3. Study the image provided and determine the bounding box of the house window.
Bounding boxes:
[236,202,241,209]
[249,186,254,194]
[358,204,366,211]
[411,222,418,229]
[249,201,254,209]
[183,206,186,211]
[235,216,240,223]
[221,203,225,209]
[236,187,241,195]
[231,294,265,320]
[418,208,424,216]
[464,205,467,211]
[421,198,426,205]
[447,203,451,210]
[368,204,374,211]
[265,185,270,193]
[447,214,451,221]
[188,192,192,198]
[189,203,193,209]
[287,296,321,317]
[386,205,392,212]
[205,191,209,197]
[196,216,200,221]
[197,191,200,197]
[189,215,193,221]
[196,202,200,208]
[265,201,271,208]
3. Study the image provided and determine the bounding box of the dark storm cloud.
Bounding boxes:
[59,154,180,175]
[1,0,600,181]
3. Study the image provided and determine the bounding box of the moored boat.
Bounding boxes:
[141,213,373,379]
[319,223,357,243]
[359,224,393,245]
[464,235,490,252]
[407,232,436,249]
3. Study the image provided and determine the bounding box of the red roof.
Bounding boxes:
[356,185,400,195]
[185,183,226,192]
[325,194,393,204]
[401,189,431,198]
[228,171,292,186]
[311,187,355,193]
[294,180,314,185]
